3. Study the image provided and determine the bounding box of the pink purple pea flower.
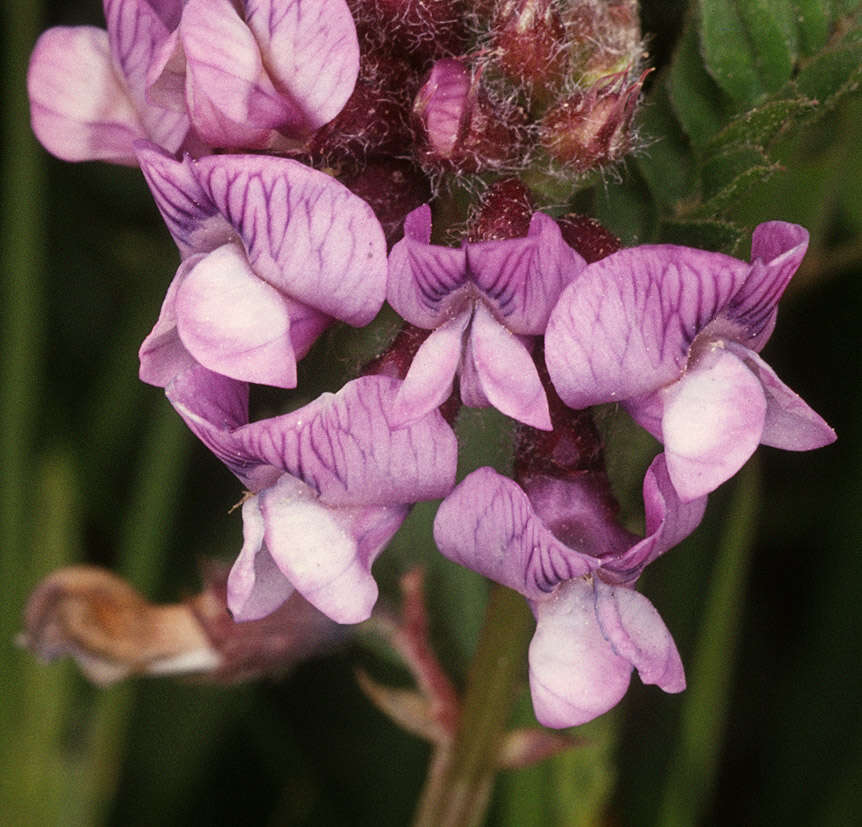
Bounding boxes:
[136,142,387,389]
[434,454,706,728]
[166,366,458,624]
[386,204,586,430]
[147,0,360,149]
[27,0,360,163]
[28,0,191,164]
[545,221,836,501]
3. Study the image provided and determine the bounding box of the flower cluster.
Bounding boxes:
[28,0,835,728]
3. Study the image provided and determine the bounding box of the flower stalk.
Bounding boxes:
[412,583,534,827]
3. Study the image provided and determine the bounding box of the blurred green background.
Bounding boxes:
[2,1,861,824]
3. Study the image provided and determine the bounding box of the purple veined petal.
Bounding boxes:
[604,453,707,582]
[528,578,633,728]
[390,310,470,428]
[194,154,388,325]
[138,254,203,387]
[236,376,458,506]
[721,221,809,347]
[470,303,552,430]
[662,345,767,501]
[175,242,298,388]
[433,467,596,600]
[258,475,378,623]
[165,364,282,491]
[135,142,225,256]
[387,205,469,329]
[467,213,585,334]
[227,495,296,621]
[181,0,294,148]
[28,27,144,164]
[727,343,836,451]
[103,0,183,33]
[244,0,360,133]
[103,0,189,151]
[545,245,750,409]
[593,579,685,692]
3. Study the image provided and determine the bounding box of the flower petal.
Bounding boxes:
[236,376,458,506]
[604,453,707,582]
[433,468,595,600]
[138,255,202,387]
[470,303,552,429]
[259,476,378,623]
[722,221,809,348]
[103,0,188,151]
[729,344,836,451]
[28,27,144,164]
[662,347,767,500]
[181,0,291,147]
[175,242,298,388]
[387,205,469,328]
[593,579,685,692]
[528,579,632,728]
[194,154,387,325]
[227,496,296,621]
[244,0,360,132]
[165,364,282,491]
[467,213,585,334]
[135,142,225,256]
[390,310,469,427]
[546,245,750,409]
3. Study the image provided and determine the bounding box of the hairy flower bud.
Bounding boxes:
[349,0,469,62]
[556,213,622,262]
[539,70,647,172]
[564,0,643,84]
[339,159,432,246]
[492,0,568,94]
[466,177,535,241]
[309,53,420,163]
[413,59,527,173]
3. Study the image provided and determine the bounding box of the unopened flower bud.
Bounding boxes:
[539,70,647,172]
[492,0,568,94]
[350,0,469,62]
[339,158,432,246]
[556,213,622,262]
[564,0,643,84]
[413,58,527,173]
[309,53,419,164]
[466,177,535,241]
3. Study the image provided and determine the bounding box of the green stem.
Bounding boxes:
[412,584,534,827]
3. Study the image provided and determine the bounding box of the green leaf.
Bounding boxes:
[637,75,697,207]
[736,0,798,92]
[795,0,832,56]
[659,217,745,253]
[669,19,730,147]
[795,39,862,113]
[694,145,782,216]
[704,97,819,155]
[698,0,765,104]
[697,161,782,218]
